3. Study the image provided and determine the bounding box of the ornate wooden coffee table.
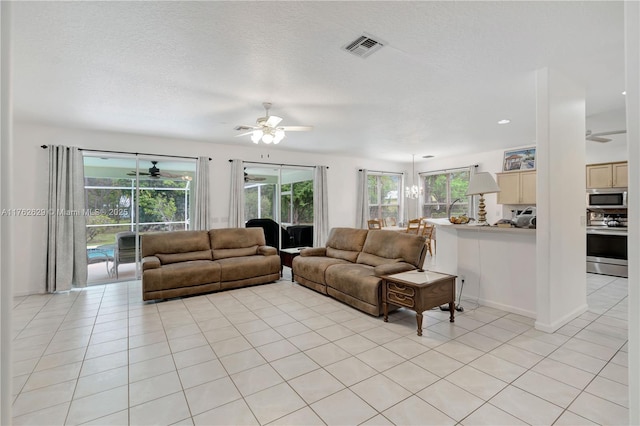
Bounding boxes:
[381,270,457,336]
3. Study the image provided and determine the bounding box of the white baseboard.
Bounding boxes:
[473,297,536,319]
[535,303,589,333]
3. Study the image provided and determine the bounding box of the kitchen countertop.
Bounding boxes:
[426,218,536,234]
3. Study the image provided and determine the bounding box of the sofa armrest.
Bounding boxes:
[142,256,161,271]
[374,262,416,277]
[258,245,278,256]
[300,247,327,257]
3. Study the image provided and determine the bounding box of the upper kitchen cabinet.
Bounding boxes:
[496,171,536,205]
[586,162,628,189]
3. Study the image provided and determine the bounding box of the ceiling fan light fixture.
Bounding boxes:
[251,130,263,144]
[273,129,285,144]
[262,133,274,144]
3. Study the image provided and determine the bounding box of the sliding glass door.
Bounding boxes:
[244,165,314,249]
[83,154,196,284]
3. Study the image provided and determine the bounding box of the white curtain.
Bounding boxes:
[400,172,407,225]
[193,156,210,230]
[313,165,329,246]
[228,159,245,228]
[356,169,369,229]
[46,145,87,292]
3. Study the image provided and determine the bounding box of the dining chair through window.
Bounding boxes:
[405,218,422,234]
[421,223,435,256]
[367,219,383,230]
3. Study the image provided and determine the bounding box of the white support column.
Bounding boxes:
[0,1,13,424]
[535,67,588,332]
[625,1,639,423]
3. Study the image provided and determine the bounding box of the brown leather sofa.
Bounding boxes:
[292,227,428,316]
[141,228,281,301]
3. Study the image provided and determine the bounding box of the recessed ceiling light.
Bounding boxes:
[497,119,511,125]
[422,155,434,159]
[622,91,626,95]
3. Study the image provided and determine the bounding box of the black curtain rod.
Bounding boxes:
[41,145,211,161]
[229,159,327,169]
[359,169,404,174]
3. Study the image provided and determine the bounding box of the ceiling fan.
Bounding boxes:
[127,161,192,181]
[586,129,626,143]
[244,169,266,183]
[235,102,312,144]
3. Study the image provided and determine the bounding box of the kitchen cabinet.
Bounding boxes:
[586,162,628,188]
[496,171,536,205]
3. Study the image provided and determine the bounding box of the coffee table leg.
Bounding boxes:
[416,312,423,336]
[449,302,455,323]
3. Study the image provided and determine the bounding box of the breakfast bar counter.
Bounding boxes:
[426,219,537,318]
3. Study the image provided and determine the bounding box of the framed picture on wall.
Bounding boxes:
[502,147,536,172]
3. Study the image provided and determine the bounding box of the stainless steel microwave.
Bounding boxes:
[587,188,627,209]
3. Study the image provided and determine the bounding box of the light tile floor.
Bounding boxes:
[11,271,628,425]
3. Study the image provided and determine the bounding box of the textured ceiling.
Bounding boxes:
[11,1,626,162]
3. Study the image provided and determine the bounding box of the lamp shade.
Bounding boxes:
[466,172,500,195]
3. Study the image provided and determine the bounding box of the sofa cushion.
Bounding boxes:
[324,228,369,262]
[210,228,266,260]
[213,246,259,260]
[292,256,350,284]
[325,263,381,306]
[356,252,402,267]
[156,250,214,265]
[143,260,221,292]
[215,255,280,282]
[359,230,426,267]
[142,230,211,258]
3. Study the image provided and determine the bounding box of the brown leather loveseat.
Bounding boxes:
[292,227,428,316]
[141,228,281,301]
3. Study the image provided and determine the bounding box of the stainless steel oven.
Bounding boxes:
[586,227,628,277]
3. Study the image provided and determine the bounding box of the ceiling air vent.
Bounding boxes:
[343,33,385,58]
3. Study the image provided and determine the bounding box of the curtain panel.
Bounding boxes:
[228,159,245,228]
[46,145,87,292]
[193,156,210,230]
[313,165,329,246]
[356,169,369,229]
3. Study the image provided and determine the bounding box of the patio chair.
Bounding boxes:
[87,247,114,277]
[245,218,294,252]
[113,231,140,278]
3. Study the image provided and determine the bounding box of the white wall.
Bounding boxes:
[11,122,407,296]
[586,108,628,164]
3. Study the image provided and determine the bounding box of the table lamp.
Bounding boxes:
[466,172,500,226]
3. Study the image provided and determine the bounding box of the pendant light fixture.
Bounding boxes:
[405,154,423,199]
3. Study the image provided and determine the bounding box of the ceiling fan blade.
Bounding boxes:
[280,126,313,131]
[589,130,626,137]
[586,136,612,143]
[128,171,151,176]
[235,131,256,137]
[235,125,259,131]
[266,115,283,127]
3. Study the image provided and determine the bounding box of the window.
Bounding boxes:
[367,173,402,223]
[420,168,471,218]
[244,166,314,226]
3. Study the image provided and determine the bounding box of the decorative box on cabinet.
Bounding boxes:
[586,162,627,189]
[496,171,536,205]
